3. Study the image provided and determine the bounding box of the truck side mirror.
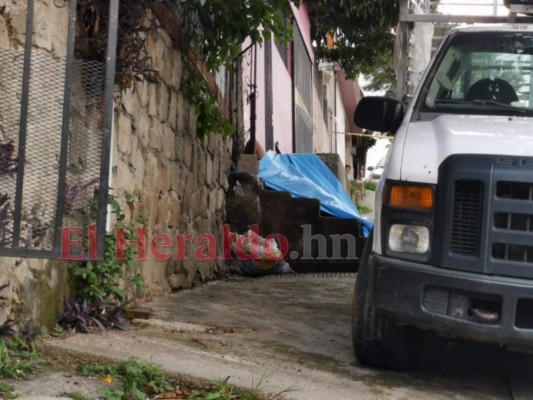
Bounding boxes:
[367,166,374,172]
[354,97,404,135]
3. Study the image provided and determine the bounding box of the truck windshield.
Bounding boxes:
[421,31,533,117]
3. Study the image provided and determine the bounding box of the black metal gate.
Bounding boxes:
[0,0,118,259]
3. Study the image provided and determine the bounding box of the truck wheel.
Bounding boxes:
[351,231,419,370]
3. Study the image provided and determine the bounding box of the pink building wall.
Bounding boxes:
[242,2,314,154]
[291,2,314,63]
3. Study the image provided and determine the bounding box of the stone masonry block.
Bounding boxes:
[206,154,213,185]
[148,83,158,117]
[121,87,139,116]
[168,91,178,131]
[116,112,132,154]
[158,84,170,123]
[237,154,259,175]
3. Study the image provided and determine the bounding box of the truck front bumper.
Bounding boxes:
[371,254,533,350]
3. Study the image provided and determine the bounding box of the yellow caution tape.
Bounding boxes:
[329,131,394,139]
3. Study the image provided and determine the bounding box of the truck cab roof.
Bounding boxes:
[450,23,533,34]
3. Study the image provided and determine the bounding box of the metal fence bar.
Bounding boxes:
[0,248,64,259]
[11,0,35,249]
[0,0,118,259]
[265,39,274,151]
[53,0,78,257]
[231,43,255,161]
[293,22,313,153]
[397,0,410,101]
[96,0,120,259]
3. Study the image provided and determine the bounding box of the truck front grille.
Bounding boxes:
[451,180,483,256]
[497,181,533,201]
[437,155,533,279]
[493,181,533,265]
[494,212,533,232]
[493,243,533,263]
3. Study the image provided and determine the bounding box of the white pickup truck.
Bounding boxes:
[352,3,533,369]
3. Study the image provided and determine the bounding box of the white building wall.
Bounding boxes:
[334,80,346,166]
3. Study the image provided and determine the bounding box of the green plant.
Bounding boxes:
[179,0,296,138]
[6,336,38,355]
[0,337,43,380]
[349,186,360,198]
[76,361,118,377]
[363,181,377,191]
[64,391,91,400]
[51,324,64,334]
[181,0,294,72]
[309,0,399,78]
[72,0,158,90]
[183,61,233,138]
[356,204,372,215]
[189,377,235,400]
[59,299,106,333]
[0,381,16,399]
[63,196,145,333]
[71,0,294,138]
[100,387,125,400]
[70,196,146,305]
[117,358,168,397]
[187,375,288,400]
[363,58,397,98]
[78,359,168,400]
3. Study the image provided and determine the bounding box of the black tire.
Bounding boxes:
[351,231,419,370]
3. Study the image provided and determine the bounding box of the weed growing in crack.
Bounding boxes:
[77,358,169,400]
[0,336,45,381]
[63,391,91,400]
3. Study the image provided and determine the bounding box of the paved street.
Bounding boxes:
[40,275,531,399]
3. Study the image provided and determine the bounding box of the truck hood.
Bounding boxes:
[400,114,533,183]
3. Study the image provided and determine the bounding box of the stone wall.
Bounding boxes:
[0,0,233,328]
[112,25,233,295]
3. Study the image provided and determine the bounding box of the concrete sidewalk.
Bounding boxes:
[39,276,511,400]
[360,188,375,221]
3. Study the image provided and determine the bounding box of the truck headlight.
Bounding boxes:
[388,224,430,254]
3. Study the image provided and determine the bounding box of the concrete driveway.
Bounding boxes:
[43,275,529,399]
[142,275,516,400]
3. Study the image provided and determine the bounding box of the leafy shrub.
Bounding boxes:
[61,195,145,333]
[70,196,145,305]
[364,180,377,191]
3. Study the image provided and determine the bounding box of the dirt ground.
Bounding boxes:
[34,275,533,399]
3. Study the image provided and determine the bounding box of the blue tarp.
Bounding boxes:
[258,151,373,237]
